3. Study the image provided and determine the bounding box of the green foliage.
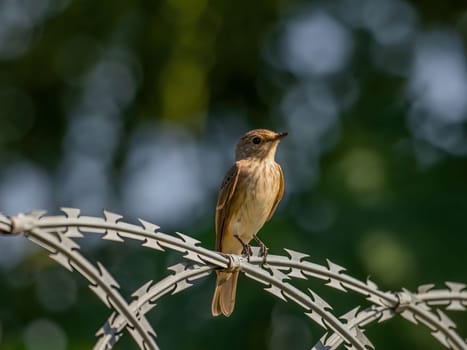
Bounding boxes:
[0,0,466,349]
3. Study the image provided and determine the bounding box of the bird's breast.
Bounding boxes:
[228,161,281,243]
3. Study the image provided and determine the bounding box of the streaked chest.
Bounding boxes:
[229,160,281,237]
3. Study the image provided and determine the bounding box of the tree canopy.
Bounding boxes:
[0,0,466,349]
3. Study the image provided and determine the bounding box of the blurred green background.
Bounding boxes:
[0,0,466,349]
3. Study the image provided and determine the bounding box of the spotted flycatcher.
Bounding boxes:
[211,128,287,317]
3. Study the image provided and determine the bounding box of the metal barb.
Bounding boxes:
[0,212,13,234]
[94,263,212,350]
[26,227,160,350]
[1,208,465,350]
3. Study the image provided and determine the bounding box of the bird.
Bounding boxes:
[211,128,287,317]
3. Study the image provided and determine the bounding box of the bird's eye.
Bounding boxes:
[252,137,261,144]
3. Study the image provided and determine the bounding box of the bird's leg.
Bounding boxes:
[253,235,269,264]
[234,235,252,258]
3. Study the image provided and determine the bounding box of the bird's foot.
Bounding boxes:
[234,235,252,260]
[242,245,253,259]
[253,235,269,265]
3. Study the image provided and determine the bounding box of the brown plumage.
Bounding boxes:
[211,129,287,317]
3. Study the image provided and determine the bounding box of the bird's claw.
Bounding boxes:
[253,235,269,265]
[235,235,252,261]
[241,245,253,260]
[259,245,269,265]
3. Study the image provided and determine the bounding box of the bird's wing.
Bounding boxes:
[266,164,284,221]
[215,163,240,251]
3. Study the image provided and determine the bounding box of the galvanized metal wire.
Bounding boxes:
[0,208,466,350]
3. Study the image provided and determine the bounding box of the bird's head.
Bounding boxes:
[235,129,288,161]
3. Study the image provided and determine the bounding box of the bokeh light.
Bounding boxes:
[280,10,353,76]
[358,229,416,287]
[408,30,467,155]
[0,0,466,348]
[0,162,53,215]
[23,319,67,350]
[35,267,77,312]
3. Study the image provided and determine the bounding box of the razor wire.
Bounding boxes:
[0,208,465,350]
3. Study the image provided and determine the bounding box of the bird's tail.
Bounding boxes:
[211,270,239,317]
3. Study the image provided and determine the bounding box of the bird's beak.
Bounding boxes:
[274,132,288,141]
